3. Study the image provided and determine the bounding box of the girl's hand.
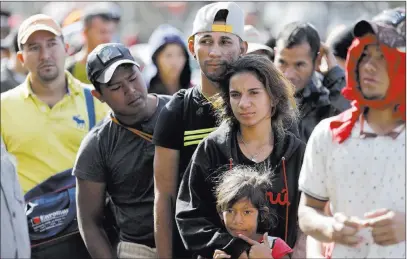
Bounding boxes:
[239,232,273,259]
[213,249,231,259]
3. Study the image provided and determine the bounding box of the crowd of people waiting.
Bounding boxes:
[1,2,405,259]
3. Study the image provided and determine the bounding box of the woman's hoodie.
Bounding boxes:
[143,24,191,95]
[175,121,306,259]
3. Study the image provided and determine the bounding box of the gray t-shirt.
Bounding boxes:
[73,95,170,248]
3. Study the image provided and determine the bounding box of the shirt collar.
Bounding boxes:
[351,116,406,138]
[22,70,85,99]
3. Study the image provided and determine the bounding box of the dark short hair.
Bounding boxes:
[215,55,298,140]
[214,9,229,23]
[265,36,276,49]
[84,13,119,28]
[83,3,121,28]
[12,30,18,53]
[276,21,321,62]
[215,165,277,233]
[327,26,354,60]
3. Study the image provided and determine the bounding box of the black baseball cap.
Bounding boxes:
[86,43,140,85]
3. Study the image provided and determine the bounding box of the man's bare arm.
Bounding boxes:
[76,178,115,258]
[298,193,333,242]
[299,192,365,247]
[153,146,180,258]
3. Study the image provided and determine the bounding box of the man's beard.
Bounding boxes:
[202,61,229,83]
[38,68,59,82]
[204,71,225,83]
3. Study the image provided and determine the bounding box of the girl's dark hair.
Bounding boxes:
[215,55,298,140]
[151,42,191,90]
[215,165,277,233]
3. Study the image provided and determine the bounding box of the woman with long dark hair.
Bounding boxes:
[175,55,305,258]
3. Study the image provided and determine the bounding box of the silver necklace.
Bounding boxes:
[238,131,272,163]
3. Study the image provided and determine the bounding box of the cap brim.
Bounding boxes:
[20,25,61,45]
[96,59,140,84]
[247,43,273,55]
[353,20,376,38]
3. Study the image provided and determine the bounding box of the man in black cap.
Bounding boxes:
[73,43,170,258]
[66,3,121,84]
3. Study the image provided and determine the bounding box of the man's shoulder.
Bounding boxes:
[155,94,172,105]
[84,117,113,140]
[171,87,196,102]
[308,116,337,144]
[156,88,195,117]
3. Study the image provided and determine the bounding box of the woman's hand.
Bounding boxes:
[213,249,231,259]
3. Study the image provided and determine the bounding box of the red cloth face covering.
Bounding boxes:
[330,34,406,143]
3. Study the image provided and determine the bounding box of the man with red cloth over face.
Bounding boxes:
[297,7,406,258]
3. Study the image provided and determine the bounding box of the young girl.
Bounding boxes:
[213,165,293,259]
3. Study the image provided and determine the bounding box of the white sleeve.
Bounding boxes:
[298,119,331,201]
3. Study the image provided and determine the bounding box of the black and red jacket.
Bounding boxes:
[175,122,305,259]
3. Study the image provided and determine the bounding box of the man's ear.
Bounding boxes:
[240,41,248,55]
[188,39,196,59]
[314,48,323,70]
[91,89,105,103]
[17,51,24,65]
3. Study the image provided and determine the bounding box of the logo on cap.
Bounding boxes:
[98,46,123,65]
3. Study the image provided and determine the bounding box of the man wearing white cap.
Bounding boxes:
[152,2,247,258]
[1,14,109,193]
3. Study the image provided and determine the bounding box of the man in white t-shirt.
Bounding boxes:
[298,8,406,258]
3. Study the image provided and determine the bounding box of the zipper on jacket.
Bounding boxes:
[281,156,290,243]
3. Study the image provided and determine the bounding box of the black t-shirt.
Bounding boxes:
[152,86,218,257]
[73,95,170,248]
[153,86,218,182]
